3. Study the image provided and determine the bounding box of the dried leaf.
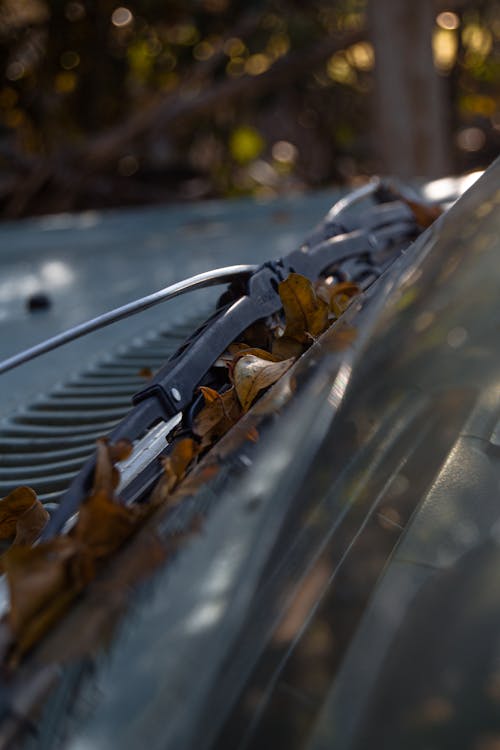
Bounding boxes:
[240,320,273,350]
[150,438,199,505]
[402,197,442,228]
[13,501,50,547]
[233,354,295,412]
[245,426,259,443]
[163,438,199,489]
[228,344,282,362]
[278,273,329,343]
[0,487,39,540]
[4,537,83,637]
[193,387,241,444]
[0,487,49,569]
[198,385,220,404]
[138,367,153,378]
[72,489,142,561]
[228,342,252,355]
[92,438,132,496]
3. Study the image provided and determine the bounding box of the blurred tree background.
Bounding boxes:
[0,0,498,218]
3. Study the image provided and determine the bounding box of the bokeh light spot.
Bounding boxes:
[193,41,214,61]
[118,154,139,176]
[111,7,133,28]
[6,62,25,82]
[456,127,485,152]
[223,37,245,57]
[55,71,77,93]
[245,54,270,76]
[229,126,265,164]
[65,2,85,22]
[347,42,374,71]
[433,28,458,72]
[272,141,297,164]
[436,11,460,30]
[60,51,80,70]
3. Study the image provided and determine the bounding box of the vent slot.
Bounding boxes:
[0,313,207,504]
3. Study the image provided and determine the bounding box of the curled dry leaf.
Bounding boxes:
[13,501,50,547]
[0,487,47,542]
[233,354,295,412]
[0,487,37,540]
[160,437,199,492]
[0,487,49,572]
[71,438,140,560]
[92,438,132,497]
[150,437,199,505]
[193,387,241,447]
[3,439,142,660]
[278,272,329,343]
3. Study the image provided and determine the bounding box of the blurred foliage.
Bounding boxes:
[0,0,499,216]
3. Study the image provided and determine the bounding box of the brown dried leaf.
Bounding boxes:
[193,388,241,444]
[233,354,295,412]
[0,487,36,539]
[13,501,50,547]
[402,197,443,228]
[0,488,49,571]
[198,385,220,404]
[92,438,132,496]
[72,489,142,561]
[162,438,198,490]
[138,366,153,379]
[278,273,329,343]
[3,537,83,637]
[245,426,259,443]
[231,346,283,363]
[240,320,273,350]
[150,438,199,506]
[0,487,40,540]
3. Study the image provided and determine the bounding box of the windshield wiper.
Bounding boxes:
[0,180,432,537]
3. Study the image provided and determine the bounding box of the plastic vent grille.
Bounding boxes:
[0,317,205,507]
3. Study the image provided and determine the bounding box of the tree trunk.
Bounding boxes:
[368,0,450,178]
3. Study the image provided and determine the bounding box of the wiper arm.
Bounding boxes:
[0,265,258,376]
